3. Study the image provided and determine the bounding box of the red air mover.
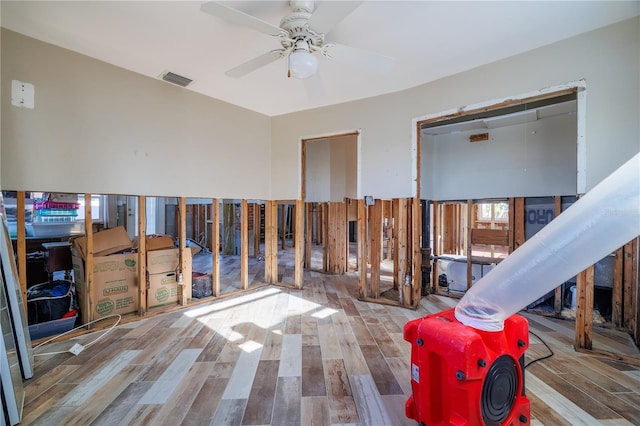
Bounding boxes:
[403,308,530,425]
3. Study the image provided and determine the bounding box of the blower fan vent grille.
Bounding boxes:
[481,355,518,425]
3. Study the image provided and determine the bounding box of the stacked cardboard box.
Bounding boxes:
[71,226,138,324]
[146,248,192,308]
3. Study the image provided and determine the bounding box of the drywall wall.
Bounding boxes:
[305,141,331,202]
[1,29,271,199]
[305,134,357,202]
[271,17,639,200]
[422,113,577,200]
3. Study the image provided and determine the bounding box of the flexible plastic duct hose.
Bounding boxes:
[455,153,640,331]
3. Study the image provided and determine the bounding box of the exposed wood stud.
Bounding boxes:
[84,193,94,326]
[357,199,367,299]
[322,203,329,272]
[575,265,595,350]
[369,201,382,298]
[508,198,515,254]
[553,196,563,314]
[294,200,305,289]
[305,203,312,268]
[179,197,188,306]
[281,204,286,250]
[396,199,408,295]
[253,203,261,258]
[317,203,323,246]
[613,247,623,328]
[265,200,278,284]
[431,202,440,294]
[384,200,393,261]
[138,196,147,316]
[411,197,422,307]
[514,197,525,250]
[16,191,27,312]
[623,239,638,331]
[241,199,249,290]
[212,199,220,297]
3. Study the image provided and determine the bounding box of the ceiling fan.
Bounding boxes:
[200,0,394,79]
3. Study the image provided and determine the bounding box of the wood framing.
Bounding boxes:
[411,197,422,308]
[357,199,367,299]
[322,203,329,271]
[326,202,347,274]
[280,204,286,250]
[513,197,525,250]
[317,203,323,246]
[16,191,27,311]
[305,203,312,268]
[508,198,515,253]
[383,200,393,261]
[253,203,261,258]
[264,200,278,284]
[138,196,147,316]
[392,199,408,291]
[612,247,624,328]
[553,196,563,314]
[470,228,510,246]
[179,197,187,306]
[369,201,382,298]
[623,239,638,331]
[294,199,305,288]
[212,199,220,297]
[84,193,94,325]
[575,265,595,350]
[241,199,249,290]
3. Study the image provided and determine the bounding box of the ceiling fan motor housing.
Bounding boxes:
[403,308,530,425]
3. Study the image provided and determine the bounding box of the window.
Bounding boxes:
[477,202,509,222]
[76,194,104,222]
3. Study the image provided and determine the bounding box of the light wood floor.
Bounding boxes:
[24,255,640,425]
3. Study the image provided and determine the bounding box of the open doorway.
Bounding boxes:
[302,132,359,275]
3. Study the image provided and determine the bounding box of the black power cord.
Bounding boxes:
[525,330,554,368]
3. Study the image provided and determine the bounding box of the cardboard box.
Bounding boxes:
[72,251,138,323]
[147,271,180,308]
[146,248,180,274]
[72,226,132,259]
[133,234,175,252]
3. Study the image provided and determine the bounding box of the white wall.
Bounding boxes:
[305,141,330,202]
[1,29,272,199]
[271,17,639,200]
[422,113,577,200]
[305,134,357,202]
[2,18,639,202]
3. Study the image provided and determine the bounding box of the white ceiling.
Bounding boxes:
[2,1,639,116]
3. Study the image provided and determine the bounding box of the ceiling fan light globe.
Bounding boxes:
[289,50,318,79]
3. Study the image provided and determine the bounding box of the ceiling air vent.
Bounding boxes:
[161,72,192,87]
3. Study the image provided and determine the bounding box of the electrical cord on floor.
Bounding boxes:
[33,314,122,357]
[525,329,554,368]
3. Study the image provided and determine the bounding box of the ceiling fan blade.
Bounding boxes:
[307,1,362,34]
[322,43,394,74]
[200,2,285,37]
[225,50,286,78]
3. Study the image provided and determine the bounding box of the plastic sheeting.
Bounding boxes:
[455,153,640,331]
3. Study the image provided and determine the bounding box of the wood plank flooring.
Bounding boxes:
[24,249,640,425]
